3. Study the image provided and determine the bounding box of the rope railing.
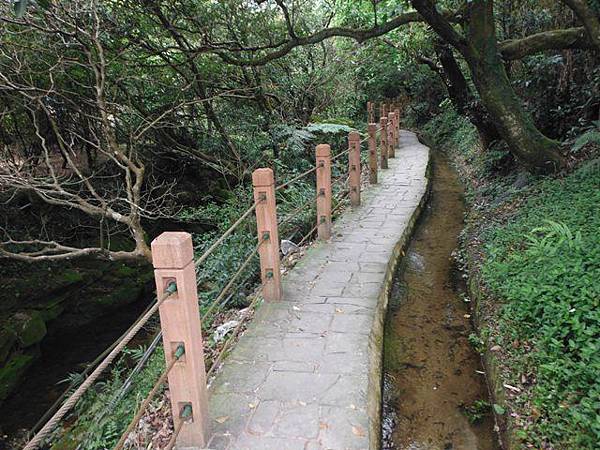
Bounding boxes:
[28,100,401,450]
[23,283,178,450]
[194,200,260,269]
[164,404,192,450]
[202,237,265,320]
[274,165,319,192]
[113,344,185,450]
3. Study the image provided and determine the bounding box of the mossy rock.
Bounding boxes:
[11,311,47,348]
[60,270,84,284]
[39,298,66,323]
[0,352,35,400]
[0,328,17,364]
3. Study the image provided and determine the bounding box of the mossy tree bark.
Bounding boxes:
[433,41,501,149]
[411,0,566,173]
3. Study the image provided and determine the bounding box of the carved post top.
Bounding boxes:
[151,232,194,269]
[368,123,377,133]
[252,168,274,187]
[348,131,360,142]
[316,143,331,157]
[380,116,388,126]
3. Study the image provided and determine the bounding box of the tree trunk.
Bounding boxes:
[433,41,501,148]
[463,2,566,172]
[411,0,566,173]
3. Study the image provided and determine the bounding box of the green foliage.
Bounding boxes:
[467,332,485,354]
[59,347,168,449]
[305,123,354,135]
[463,399,491,424]
[572,128,600,154]
[482,166,600,448]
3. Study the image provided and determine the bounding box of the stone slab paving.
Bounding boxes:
[207,131,430,450]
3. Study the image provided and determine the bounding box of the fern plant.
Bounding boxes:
[571,122,600,153]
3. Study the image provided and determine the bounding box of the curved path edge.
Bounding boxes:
[207,131,431,450]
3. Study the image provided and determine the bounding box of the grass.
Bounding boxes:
[423,106,600,448]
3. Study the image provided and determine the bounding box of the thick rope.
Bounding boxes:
[274,165,318,192]
[23,288,175,450]
[112,347,182,450]
[194,201,259,269]
[206,295,262,379]
[278,193,317,229]
[202,238,265,319]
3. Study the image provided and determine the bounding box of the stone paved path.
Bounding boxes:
[207,131,430,450]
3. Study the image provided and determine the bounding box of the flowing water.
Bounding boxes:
[382,151,499,450]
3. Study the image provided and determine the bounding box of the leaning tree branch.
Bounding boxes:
[214,10,429,66]
[560,0,600,51]
[499,26,594,60]
[0,238,145,262]
[211,4,593,68]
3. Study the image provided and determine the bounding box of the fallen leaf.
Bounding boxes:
[248,403,256,409]
[492,404,506,415]
[490,345,502,352]
[215,416,229,424]
[352,425,366,437]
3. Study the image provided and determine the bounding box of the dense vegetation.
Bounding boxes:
[1,0,599,448]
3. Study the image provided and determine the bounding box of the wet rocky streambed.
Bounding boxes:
[382,151,500,449]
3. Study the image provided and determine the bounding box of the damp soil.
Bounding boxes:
[382,151,499,450]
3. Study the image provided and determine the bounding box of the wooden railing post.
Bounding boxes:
[151,232,209,449]
[395,107,401,148]
[388,112,396,158]
[348,131,361,207]
[316,144,332,240]
[252,168,282,302]
[380,116,389,169]
[368,123,378,184]
[367,101,374,123]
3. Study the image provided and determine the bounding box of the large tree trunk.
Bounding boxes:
[433,42,501,148]
[463,2,565,172]
[411,0,566,173]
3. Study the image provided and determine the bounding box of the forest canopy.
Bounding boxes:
[1,0,598,263]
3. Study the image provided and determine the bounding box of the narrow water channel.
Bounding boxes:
[382,151,499,449]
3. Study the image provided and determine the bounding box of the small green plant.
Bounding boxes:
[467,333,485,354]
[463,399,491,424]
[571,123,600,153]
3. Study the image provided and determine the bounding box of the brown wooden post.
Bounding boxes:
[380,117,389,169]
[316,144,332,240]
[395,107,401,148]
[367,102,374,123]
[382,102,389,119]
[151,232,209,449]
[348,131,361,207]
[368,123,378,184]
[388,112,396,158]
[252,168,282,302]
